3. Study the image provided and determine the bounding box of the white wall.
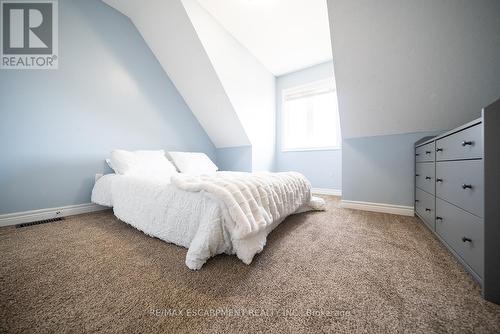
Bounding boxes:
[182,0,276,171]
[328,0,500,207]
[328,0,500,139]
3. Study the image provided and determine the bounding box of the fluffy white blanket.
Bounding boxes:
[92,172,325,269]
[171,171,325,240]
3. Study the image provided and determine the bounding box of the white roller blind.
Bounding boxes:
[282,78,342,151]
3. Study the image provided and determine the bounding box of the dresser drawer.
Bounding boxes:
[415,188,435,231]
[415,162,435,195]
[436,160,484,217]
[435,198,484,276]
[415,142,435,162]
[436,123,483,161]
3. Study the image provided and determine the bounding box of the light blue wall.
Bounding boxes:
[276,149,342,189]
[275,61,341,190]
[342,131,442,207]
[0,0,215,214]
[216,146,252,172]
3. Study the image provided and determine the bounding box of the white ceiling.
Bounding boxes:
[196,0,333,76]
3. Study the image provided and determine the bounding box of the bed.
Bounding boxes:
[91,150,325,269]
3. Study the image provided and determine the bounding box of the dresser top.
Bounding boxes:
[415,117,482,147]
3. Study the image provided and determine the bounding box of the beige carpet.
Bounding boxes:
[1,196,499,333]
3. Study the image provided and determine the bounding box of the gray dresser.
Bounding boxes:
[414,99,500,305]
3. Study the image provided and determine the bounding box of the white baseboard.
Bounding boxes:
[340,200,414,216]
[0,203,109,227]
[312,188,342,196]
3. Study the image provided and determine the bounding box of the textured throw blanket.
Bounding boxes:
[171,171,325,239]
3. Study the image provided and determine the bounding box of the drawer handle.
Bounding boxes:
[415,199,419,203]
[461,140,473,147]
[436,178,443,183]
[415,174,420,177]
[425,208,431,212]
[462,184,472,190]
[462,237,472,243]
[425,151,431,155]
[415,153,420,156]
[436,216,443,221]
[436,148,443,152]
[425,176,432,180]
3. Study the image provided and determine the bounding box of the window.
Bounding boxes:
[281,78,341,151]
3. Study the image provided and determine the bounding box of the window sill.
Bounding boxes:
[281,147,342,153]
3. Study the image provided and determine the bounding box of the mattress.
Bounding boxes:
[91,173,319,269]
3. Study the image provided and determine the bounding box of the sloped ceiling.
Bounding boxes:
[328,0,500,139]
[196,0,332,76]
[181,0,276,171]
[103,0,250,148]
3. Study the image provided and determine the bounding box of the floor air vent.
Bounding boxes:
[16,217,64,228]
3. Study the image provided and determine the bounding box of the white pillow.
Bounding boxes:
[168,151,218,175]
[109,149,178,179]
[91,173,116,207]
[105,158,114,171]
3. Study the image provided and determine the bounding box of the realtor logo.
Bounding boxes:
[1,0,58,69]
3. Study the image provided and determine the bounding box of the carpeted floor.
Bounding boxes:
[1,196,499,333]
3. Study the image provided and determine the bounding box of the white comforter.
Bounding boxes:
[92,172,325,269]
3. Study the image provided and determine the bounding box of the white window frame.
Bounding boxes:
[281,78,342,152]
